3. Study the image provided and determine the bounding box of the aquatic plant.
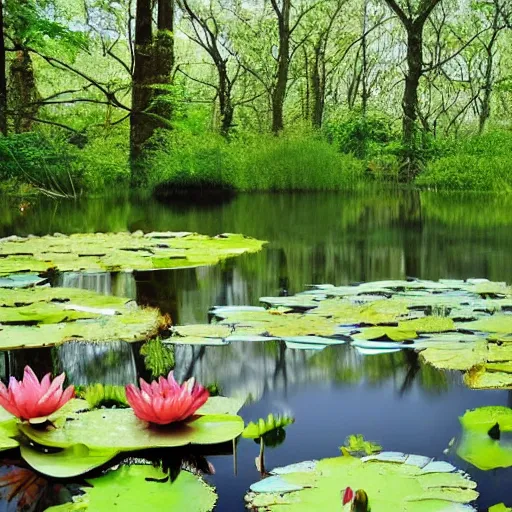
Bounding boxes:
[125,372,209,425]
[243,413,295,475]
[342,487,370,512]
[246,448,479,511]
[0,366,74,422]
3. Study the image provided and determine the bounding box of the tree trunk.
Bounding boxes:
[478,32,498,134]
[271,0,291,134]
[0,0,7,135]
[130,0,155,166]
[154,0,174,120]
[9,48,40,133]
[218,62,234,136]
[400,26,423,182]
[311,43,324,129]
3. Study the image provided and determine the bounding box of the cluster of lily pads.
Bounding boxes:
[168,278,512,390]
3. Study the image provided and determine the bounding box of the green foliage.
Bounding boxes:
[147,130,365,194]
[0,130,130,195]
[342,434,382,456]
[417,130,512,191]
[242,413,295,440]
[140,338,175,378]
[325,111,398,159]
[77,383,129,409]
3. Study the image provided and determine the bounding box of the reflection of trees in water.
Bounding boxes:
[56,341,138,386]
[173,342,451,402]
[57,272,136,299]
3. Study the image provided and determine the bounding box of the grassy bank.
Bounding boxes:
[2,123,512,196]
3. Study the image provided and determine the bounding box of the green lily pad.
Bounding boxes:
[0,274,48,288]
[0,414,19,451]
[60,464,217,511]
[489,505,512,512]
[245,451,478,511]
[197,396,246,415]
[19,408,244,451]
[464,315,512,335]
[20,443,119,478]
[398,316,455,333]
[354,327,417,342]
[456,406,512,470]
[0,287,168,349]
[0,232,266,275]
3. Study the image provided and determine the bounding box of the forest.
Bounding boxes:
[0,0,511,196]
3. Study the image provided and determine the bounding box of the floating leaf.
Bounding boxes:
[245,451,478,511]
[0,287,168,350]
[20,443,119,478]
[456,406,512,470]
[354,326,417,342]
[19,408,244,451]
[0,232,266,275]
[398,316,455,333]
[60,464,217,511]
[196,396,246,416]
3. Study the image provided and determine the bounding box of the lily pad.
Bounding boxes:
[0,232,266,275]
[19,408,244,451]
[0,287,168,349]
[67,464,217,511]
[245,450,478,511]
[0,274,48,288]
[455,406,512,470]
[353,326,418,342]
[20,443,119,478]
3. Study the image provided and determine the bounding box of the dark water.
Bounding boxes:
[2,189,512,510]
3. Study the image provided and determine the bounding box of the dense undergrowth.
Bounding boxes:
[1,113,512,196]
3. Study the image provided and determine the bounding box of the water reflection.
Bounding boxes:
[173,342,451,402]
[56,341,137,386]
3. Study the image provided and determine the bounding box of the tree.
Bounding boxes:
[178,0,238,135]
[383,0,442,181]
[131,0,175,175]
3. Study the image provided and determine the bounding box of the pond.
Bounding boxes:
[1,189,512,511]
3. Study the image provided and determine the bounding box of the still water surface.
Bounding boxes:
[2,190,512,510]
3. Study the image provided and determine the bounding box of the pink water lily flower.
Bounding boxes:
[0,366,74,421]
[125,371,209,425]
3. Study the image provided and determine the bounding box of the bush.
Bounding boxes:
[146,129,365,194]
[0,129,130,196]
[417,130,512,191]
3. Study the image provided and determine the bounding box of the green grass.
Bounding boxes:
[0,129,130,196]
[146,130,365,195]
[417,130,512,192]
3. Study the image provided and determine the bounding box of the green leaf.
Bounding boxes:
[20,443,119,478]
[242,414,294,439]
[455,406,512,470]
[80,464,217,511]
[78,384,128,409]
[246,452,478,511]
[19,409,244,451]
[355,327,417,342]
[140,338,175,378]
[342,434,382,455]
